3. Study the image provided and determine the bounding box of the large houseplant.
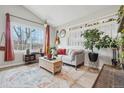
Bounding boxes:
[95,35,112,49]
[82,28,103,62]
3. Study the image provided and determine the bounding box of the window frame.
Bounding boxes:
[11,22,44,52]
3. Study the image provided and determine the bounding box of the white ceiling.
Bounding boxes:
[24,5,120,27]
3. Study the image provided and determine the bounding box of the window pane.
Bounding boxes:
[11,22,44,52]
[31,27,43,52]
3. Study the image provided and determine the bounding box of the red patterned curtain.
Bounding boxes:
[4,13,15,61]
[44,25,50,55]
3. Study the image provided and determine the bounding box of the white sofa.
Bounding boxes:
[58,49,84,70]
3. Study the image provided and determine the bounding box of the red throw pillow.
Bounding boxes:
[57,49,66,55]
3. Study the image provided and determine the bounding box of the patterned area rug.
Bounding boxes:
[0,63,98,88]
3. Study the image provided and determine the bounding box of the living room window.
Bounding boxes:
[11,23,44,52]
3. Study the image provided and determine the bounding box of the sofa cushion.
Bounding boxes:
[67,49,73,55]
[57,55,63,60]
[62,55,73,62]
[57,49,66,55]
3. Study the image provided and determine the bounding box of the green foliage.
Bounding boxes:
[117,5,124,24]
[82,28,103,52]
[118,33,124,46]
[120,51,124,64]
[95,35,112,49]
[118,29,124,63]
[82,28,120,52]
[120,51,124,59]
[110,38,119,48]
[48,47,57,55]
[48,48,52,54]
[50,47,56,50]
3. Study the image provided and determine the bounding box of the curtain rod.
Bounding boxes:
[6,13,44,25]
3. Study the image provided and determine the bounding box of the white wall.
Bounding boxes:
[0,5,55,68]
[56,6,120,69]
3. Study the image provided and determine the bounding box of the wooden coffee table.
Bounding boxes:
[39,57,62,74]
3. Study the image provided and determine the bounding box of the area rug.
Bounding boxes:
[0,63,98,88]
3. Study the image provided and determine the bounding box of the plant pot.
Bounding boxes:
[47,54,52,59]
[88,52,98,62]
[111,59,117,66]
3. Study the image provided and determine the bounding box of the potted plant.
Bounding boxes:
[50,47,57,58]
[47,48,52,59]
[95,34,120,66]
[110,38,119,66]
[95,35,117,66]
[82,28,103,62]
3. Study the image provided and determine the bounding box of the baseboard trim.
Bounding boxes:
[0,62,25,71]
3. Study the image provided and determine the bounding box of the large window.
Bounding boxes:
[11,23,44,52]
